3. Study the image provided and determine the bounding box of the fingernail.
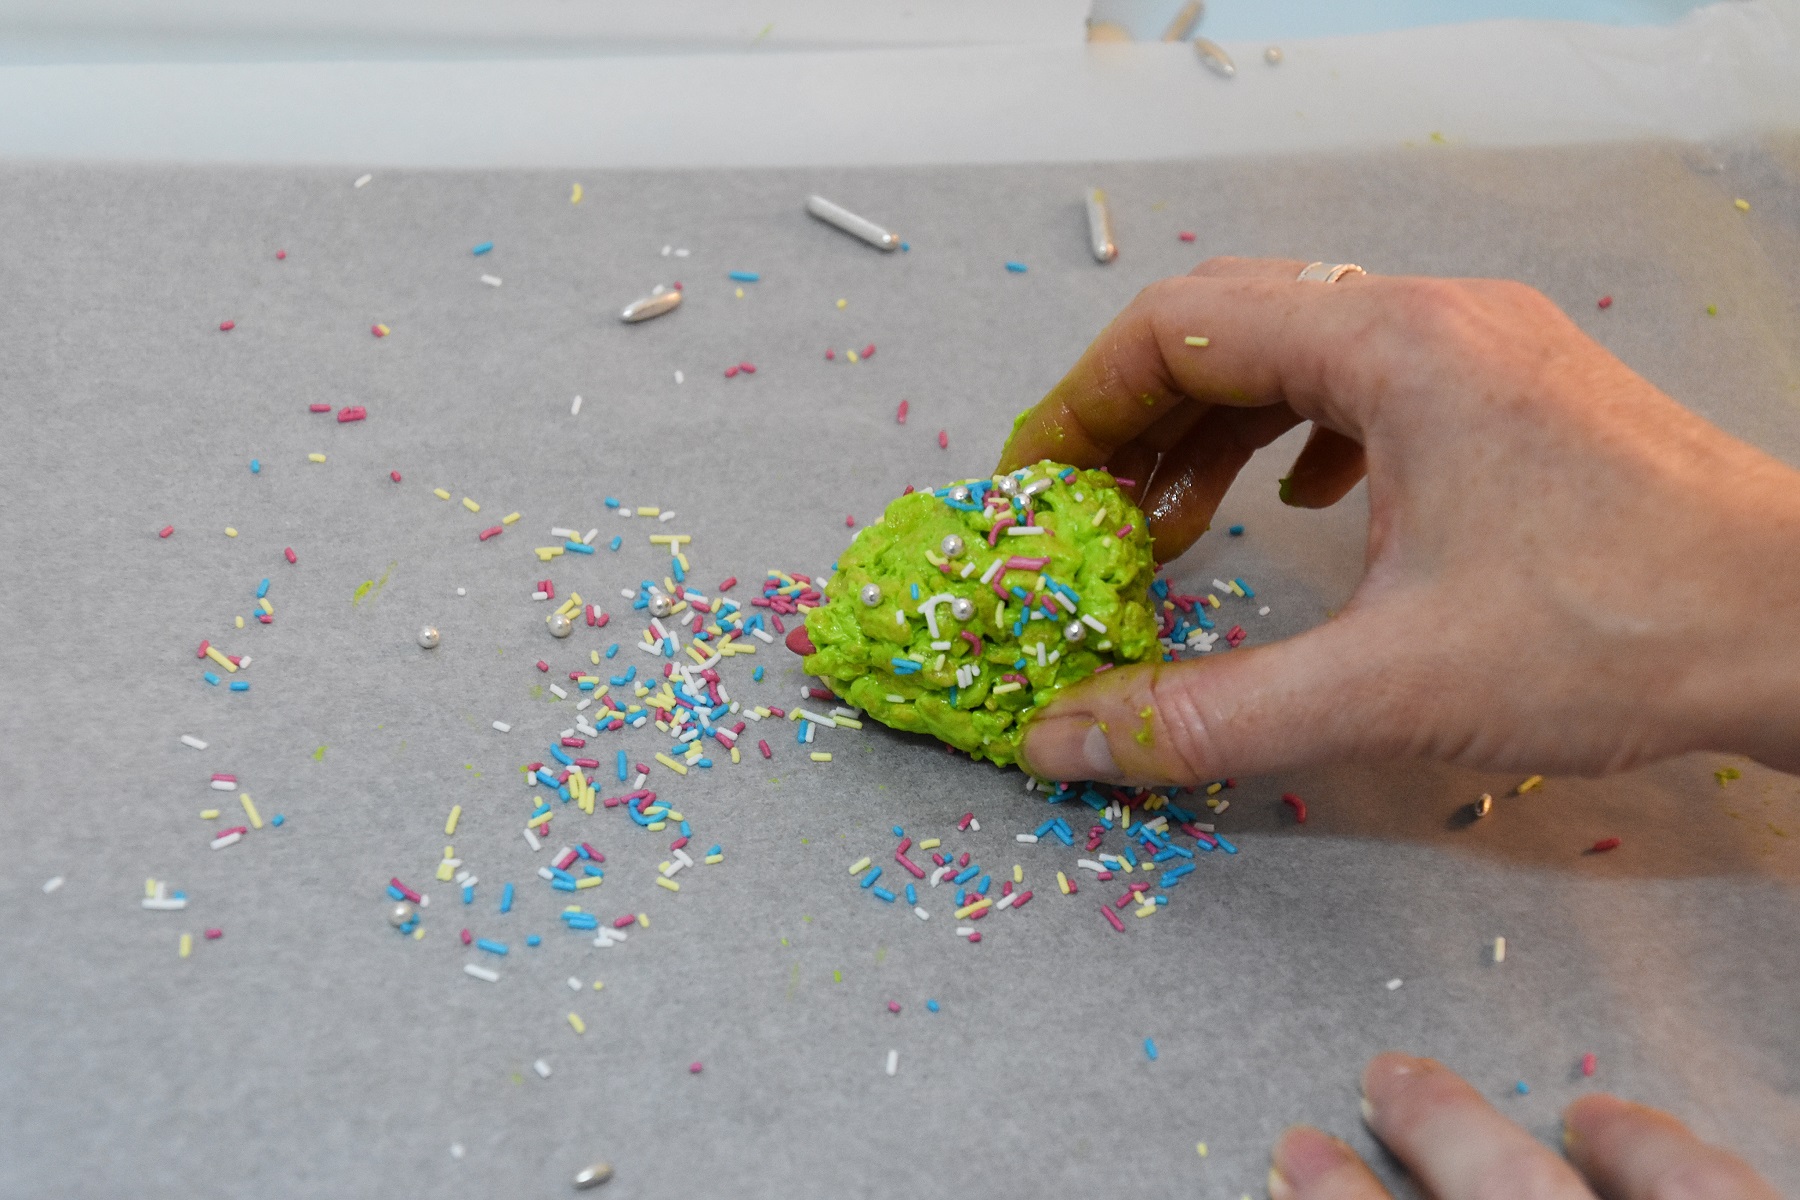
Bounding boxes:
[1020,716,1118,782]
[1267,1166,1294,1200]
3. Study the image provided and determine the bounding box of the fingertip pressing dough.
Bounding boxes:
[801,461,1159,767]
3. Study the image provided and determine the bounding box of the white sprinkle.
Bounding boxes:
[751,627,773,643]
[523,827,542,851]
[1079,614,1108,634]
[549,684,568,700]
[913,906,929,920]
[141,897,187,910]
[969,818,980,832]
[1493,937,1507,964]
[584,528,598,545]
[209,831,242,850]
[480,274,503,287]
[492,720,512,733]
[456,587,467,596]
[533,1060,552,1079]
[179,735,207,750]
[42,876,64,893]
[980,558,1004,584]
[1015,833,1039,844]
[354,173,372,187]
[1076,859,1106,873]
[956,926,975,937]
[568,977,583,991]
[551,527,579,538]
[418,893,430,907]
[1386,978,1404,991]
[675,248,690,257]
[464,963,500,982]
[885,1049,899,1077]
[661,244,671,256]
[675,370,684,384]
[209,779,235,791]
[1005,525,1046,536]
[450,1144,465,1159]
[571,395,583,415]
[658,511,677,523]
[1259,606,1270,616]
[592,934,614,948]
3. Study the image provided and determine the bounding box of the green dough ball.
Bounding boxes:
[802,461,1159,767]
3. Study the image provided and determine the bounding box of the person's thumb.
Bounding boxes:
[1018,611,1402,784]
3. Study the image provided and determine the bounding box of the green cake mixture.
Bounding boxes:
[801,460,1159,767]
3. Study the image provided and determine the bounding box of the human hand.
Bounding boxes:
[999,258,1800,785]
[1271,1052,1780,1200]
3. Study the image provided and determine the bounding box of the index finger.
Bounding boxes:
[997,261,1379,473]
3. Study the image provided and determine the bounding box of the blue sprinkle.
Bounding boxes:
[229,680,249,692]
[871,887,896,902]
[696,758,712,768]
[707,845,722,856]
[900,242,910,252]
[680,820,692,837]
[249,459,261,474]
[462,884,474,904]
[203,672,220,686]
[976,875,991,895]
[892,826,905,838]
[905,883,917,905]
[270,814,284,826]
[500,883,514,912]
[604,497,620,508]
[610,535,622,551]
[1234,578,1256,598]
[171,891,186,900]
[728,270,760,282]
[475,938,509,956]
[1515,1081,1530,1095]
[860,866,883,889]
[564,540,594,554]
[256,578,270,598]
[753,665,765,682]
[472,241,493,255]
[1228,524,1244,536]
[1144,1038,1159,1061]
[926,999,939,1012]
[526,934,541,947]
[606,644,619,659]
[1005,261,1028,273]
[910,583,920,600]
[952,865,979,885]
[387,884,406,901]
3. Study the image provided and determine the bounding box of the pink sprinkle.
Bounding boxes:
[724,366,739,378]
[371,323,388,338]
[1178,231,1196,242]
[1115,525,1133,538]
[960,630,983,655]
[309,403,332,413]
[218,319,235,331]
[275,250,286,259]
[1012,890,1033,909]
[739,362,756,374]
[204,928,223,940]
[460,929,472,945]
[689,1062,704,1074]
[1112,478,1136,487]
[284,547,297,564]
[861,344,875,359]
[758,739,772,759]
[1598,295,1613,310]
[210,773,236,783]
[389,877,422,903]
[937,430,948,449]
[613,915,637,929]
[887,1002,901,1014]
[957,812,974,831]
[158,525,174,539]
[896,399,909,424]
[1005,556,1049,570]
[1580,1052,1597,1077]
[825,349,835,360]
[390,470,402,483]
[478,526,503,541]
[337,405,366,423]
[845,515,856,528]
[968,932,982,943]
[1101,906,1126,932]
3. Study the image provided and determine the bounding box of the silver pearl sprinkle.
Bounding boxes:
[949,596,975,622]
[859,583,883,607]
[939,533,966,559]
[948,485,972,504]
[1265,45,1283,64]
[1472,793,1493,819]
[548,612,574,638]
[1062,619,1087,643]
[648,593,674,618]
[997,475,1021,497]
[388,901,416,927]
[418,625,440,649]
[573,1161,615,1190]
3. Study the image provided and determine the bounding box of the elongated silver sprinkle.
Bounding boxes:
[620,288,682,324]
[805,195,900,251]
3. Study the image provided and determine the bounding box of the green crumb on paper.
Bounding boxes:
[1716,766,1742,786]
[833,969,843,983]
[801,460,1158,768]
[351,581,372,605]
[312,745,326,761]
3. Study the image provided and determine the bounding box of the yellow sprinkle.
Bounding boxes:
[373,323,390,336]
[918,838,941,850]
[576,876,602,889]
[1197,1143,1208,1158]
[461,497,481,513]
[146,878,157,897]
[224,526,238,537]
[501,511,521,525]
[592,980,604,990]
[705,854,724,864]
[1734,197,1750,211]
[534,547,563,561]
[636,912,649,928]
[235,616,244,629]
[445,805,461,835]
[412,927,425,940]
[567,1012,587,1034]
[953,897,992,920]
[200,809,219,819]
[849,857,872,875]
[1013,864,1023,883]
[179,933,193,958]
[847,349,860,363]
[991,682,1022,695]
[655,877,680,893]
[636,507,660,517]
[833,715,862,729]
[1183,335,1210,347]
[729,747,740,764]
[571,182,583,204]
[308,453,327,463]
[735,287,744,299]
[1136,903,1157,917]
[1516,775,1545,794]
[205,646,237,673]
[836,298,847,309]
[240,793,262,829]
[556,597,579,617]
[654,753,688,776]
[433,488,451,500]
[257,598,273,615]
[810,752,833,762]
[1206,782,1222,795]
[435,861,455,882]
[1056,870,1071,895]
[528,810,554,829]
